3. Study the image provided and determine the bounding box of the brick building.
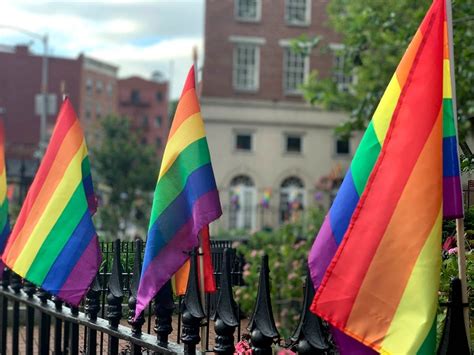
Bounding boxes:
[201,0,356,231]
[0,45,118,201]
[117,75,169,157]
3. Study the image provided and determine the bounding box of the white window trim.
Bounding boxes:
[329,43,355,92]
[283,132,304,154]
[280,42,310,96]
[334,137,351,157]
[233,129,255,152]
[229,36,266,45]
[231,41,261,92]
[234,0,262,22]
[285,0,311,27]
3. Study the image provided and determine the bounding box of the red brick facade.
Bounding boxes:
[0,46,117,160]
[118,77,169,157]
[202,0,340,102]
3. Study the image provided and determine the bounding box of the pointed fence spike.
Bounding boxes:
[438,278,470,355]
[154,279,174,347]
[213,248,239,354]
[289,270,329,354]
[10,272,22,294]
[23,280,36,298]
[1,267,10,289]
[85,275,101,322]
[128,239,145,336]
[107,239,124,329]
[248,254,280,354]
[181,249,205,354]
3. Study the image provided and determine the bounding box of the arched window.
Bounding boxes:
[279,176,305,223]
[229,175,256,230]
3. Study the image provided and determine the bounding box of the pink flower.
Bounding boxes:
[448,247,458,255]
[243,263,251,271]
[243,270,251,277]
[443,236,456,251]
[288,272,297,280]
[235,340,251,353]
[232,241,241,249]
[277,349,296,355]
[250,250,258,258]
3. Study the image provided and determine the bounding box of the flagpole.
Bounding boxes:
[193,45,208,354]
[446,0,470,343]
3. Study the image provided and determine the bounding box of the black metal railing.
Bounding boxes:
[0,239,469,354]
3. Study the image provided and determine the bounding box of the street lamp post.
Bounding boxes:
[0,25,48,157]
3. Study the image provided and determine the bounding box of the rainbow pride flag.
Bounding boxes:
[308,0,462,353]
[2,99,100,305]
[135,66,222,317]
[0,120,10,278]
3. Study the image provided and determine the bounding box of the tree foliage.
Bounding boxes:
[300,0,474,144]
[90,115,158,240]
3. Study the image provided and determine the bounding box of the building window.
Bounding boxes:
[332,47,353,92]
[283,47,308,94]
[229,175,256,230]
[335,138,350,155]
[131,90,140,104]
[142,116,149,129]
[96,103,102,118]
[85,102,92,120]
[233,43,259,91]
[106,83,113,97]
[235,133,252,151]
[86,78,93,95]
[156,92,163,102]
[156,137,162,149]
[96,80,103,93]
[235,0,261,22]
[285,134,302,153]
[155,115,162,128]
[279,176,305,223]
[285,0,310,26]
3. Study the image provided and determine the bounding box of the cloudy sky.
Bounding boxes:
[0,0,205,98]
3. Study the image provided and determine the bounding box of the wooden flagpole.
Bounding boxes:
[446,0,470,344]
[193,45,208,354]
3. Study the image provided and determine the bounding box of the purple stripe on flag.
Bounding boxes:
[0,260,4,280]
[331,328,378,355]
[135,189,221,318]
[308,216,338,289]
[443,176,464,219]
[443,176,463,219]
[57,236,101,305]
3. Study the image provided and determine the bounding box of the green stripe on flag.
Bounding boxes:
[350,122,382,196]
[149,137,211,226]
[26,182,88,284]
[416,316,437,355]
[443,98,456,138]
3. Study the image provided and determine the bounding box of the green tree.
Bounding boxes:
[300,0,473,146]
[90,115,158,240]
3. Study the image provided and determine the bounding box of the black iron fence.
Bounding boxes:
[0,239,469,354]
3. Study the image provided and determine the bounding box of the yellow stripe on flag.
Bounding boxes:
[372,75,401,144]
[380,208,441,354]
[443,59,452,99]
[13,143,87,276]
[158,113,205,180]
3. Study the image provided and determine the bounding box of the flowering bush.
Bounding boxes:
[235,208,325,338]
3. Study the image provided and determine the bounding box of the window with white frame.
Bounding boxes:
[229,175,256,230]
[335,138,350,155]
[283,47,308,94]
[235,0,261,21]
[285,0,310,26]
[279,176,305,223]
[332,47,353,92]
[233,43,259,91]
